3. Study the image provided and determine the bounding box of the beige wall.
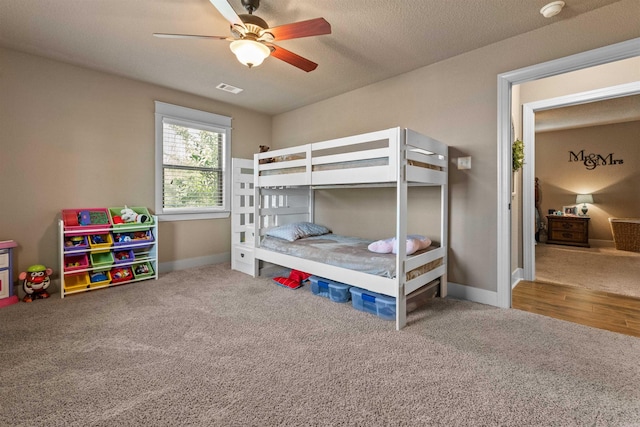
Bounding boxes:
[0,47,271,287]
[535,121,640,240]
[272,0,640,291]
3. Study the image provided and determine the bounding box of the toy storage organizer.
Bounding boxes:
[58,208,158,298]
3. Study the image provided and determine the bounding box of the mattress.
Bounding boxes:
[260,234,440,279]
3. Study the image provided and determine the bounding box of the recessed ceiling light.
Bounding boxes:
[540,1,565,18]
[216,83,243,94]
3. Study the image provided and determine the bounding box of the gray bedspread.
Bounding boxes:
[260,234,397,278]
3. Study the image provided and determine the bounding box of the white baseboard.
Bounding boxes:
[511,268,524,289]
[446,281,498,306]
[157,252,231,274]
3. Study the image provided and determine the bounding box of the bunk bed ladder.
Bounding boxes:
[231,158,258,277]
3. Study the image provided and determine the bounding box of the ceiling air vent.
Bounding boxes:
[216,83,243,94]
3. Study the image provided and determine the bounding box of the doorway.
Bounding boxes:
[521,82,640,281]
[496,37,640,308]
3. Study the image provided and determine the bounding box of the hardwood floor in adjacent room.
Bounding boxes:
[512,280,640,338]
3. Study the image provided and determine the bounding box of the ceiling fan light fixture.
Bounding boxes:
[230,39,270,68]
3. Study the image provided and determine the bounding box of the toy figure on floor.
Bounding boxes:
[19,264,53,302]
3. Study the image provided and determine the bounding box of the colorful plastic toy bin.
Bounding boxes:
[113,249,135,264]
[88,233,113,251]
[110,266,133,284]
[62,208,111,235]
[64,272,90,292]
[309,276,352,303]
[63,235,89,252]
[112,229,154,249]
[90,251,114,268]
[349,287,396,321]
[88,269,111,288]
[132,262,154,279]
[108,207,154,231]
[63,254,89,272]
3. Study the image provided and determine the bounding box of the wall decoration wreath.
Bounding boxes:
[512,139,524,172]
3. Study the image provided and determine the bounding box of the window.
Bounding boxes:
[155,102,232,221]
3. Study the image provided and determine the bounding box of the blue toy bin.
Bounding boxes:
[113,249,135,264]
[349,287,396,321]
[309,276,352,303]
[63,235,89,252]
[112,229,154,249]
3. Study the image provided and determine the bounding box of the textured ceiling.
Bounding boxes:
[536,94,640,132]
[0,0,628,115]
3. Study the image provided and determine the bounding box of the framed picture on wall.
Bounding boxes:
[563,205,577,215]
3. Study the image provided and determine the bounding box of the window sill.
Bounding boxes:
[157,212,230,222]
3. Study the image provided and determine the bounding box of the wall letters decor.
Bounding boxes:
[568,150,623,170]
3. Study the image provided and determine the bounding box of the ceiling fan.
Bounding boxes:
[154,0,331,72]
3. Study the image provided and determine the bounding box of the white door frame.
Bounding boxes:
[496,37,639,308]
[521,82,640,280]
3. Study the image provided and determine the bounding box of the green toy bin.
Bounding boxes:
[108,207,154,231]
[132,262,154,280]
[90,251,114,268]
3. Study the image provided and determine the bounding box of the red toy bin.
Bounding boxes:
[110,266,133,284]
[113,249,135,264]
[62,208,111,236]
[63,235,89,252]
[64,253,89,272]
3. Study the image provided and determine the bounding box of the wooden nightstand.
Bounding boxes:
[546,215,590,248]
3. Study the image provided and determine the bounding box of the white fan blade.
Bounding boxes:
[209,0,245,28]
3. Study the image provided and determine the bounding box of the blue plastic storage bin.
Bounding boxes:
[309,276,352,303]
[349,287,396,321]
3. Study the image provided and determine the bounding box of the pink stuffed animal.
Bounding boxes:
[368,235,432,255]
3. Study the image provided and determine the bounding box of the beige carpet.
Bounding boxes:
[535,242,640,298]
[1,263,639,426]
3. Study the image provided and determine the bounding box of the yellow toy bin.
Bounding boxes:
[64,272,90,293]
[88,233,113,251]
[89,269,111,288]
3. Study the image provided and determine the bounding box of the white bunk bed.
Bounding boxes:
[231,127,448,330]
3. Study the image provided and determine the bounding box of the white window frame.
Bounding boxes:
[155,101,232,221]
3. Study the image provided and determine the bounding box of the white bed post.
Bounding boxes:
[396,128,408,331]
[440,147,449,298]
[253,155,261,275]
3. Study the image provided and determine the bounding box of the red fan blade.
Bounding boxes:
[209,0,245,28]
[268,44,318,72]
[153,33,230,40]
[265,18,331,41]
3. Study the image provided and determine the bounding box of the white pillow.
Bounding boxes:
[266,222,331,242]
